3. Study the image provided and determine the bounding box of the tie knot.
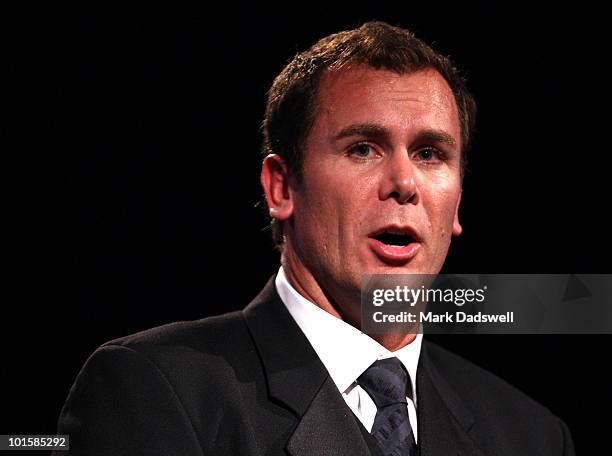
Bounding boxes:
[357,358,411,408]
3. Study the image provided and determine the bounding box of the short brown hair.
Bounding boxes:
[262,21,477,246]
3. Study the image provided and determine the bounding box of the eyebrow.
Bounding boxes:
[333,123,387,141]
[333,123,458,149]
[417,129,458,149]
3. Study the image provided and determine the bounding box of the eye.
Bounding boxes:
[414,147,443,162]
[348,143,378,159]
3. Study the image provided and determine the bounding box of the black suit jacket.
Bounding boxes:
[55,277,575,455]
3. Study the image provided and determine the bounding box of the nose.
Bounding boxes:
[379,152,418,205]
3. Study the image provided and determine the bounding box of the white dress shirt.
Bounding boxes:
[275,267,422,441]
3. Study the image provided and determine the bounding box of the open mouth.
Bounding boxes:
[368,227,421,263]
[372,231,416,247]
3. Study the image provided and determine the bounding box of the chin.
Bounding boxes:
[390,265,426,275]
[364,264,413,276]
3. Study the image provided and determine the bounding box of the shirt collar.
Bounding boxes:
[275,266,422,398]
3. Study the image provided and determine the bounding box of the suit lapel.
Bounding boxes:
[243,277,372,456]
[287,375,373,456]
[417,342,486,456]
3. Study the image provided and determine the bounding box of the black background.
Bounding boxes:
[7,2,611,454]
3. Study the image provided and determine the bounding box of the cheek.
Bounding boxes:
[296,168,374,244]
[422,177,461,235]
[292,176,344,239]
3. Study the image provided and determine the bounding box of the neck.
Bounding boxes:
[369,332,418,351]
[281,251,418,351]
[281,250,345,321]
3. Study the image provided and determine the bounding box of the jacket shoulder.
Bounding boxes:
[424,340,558,419]
[57,311,265,455]
[95,311,262,397]
[103,311,249,354]
[423,340,574,455]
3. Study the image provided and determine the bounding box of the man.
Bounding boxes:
[55,21,575,455]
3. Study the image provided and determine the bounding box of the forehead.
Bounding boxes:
[310,65,461,147]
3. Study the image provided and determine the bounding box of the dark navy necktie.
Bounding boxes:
[357,358,417,456]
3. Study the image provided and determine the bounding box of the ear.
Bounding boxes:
[261,154,294,221]
[452,190,463,236]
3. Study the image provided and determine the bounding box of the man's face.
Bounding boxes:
[281,66,463,318]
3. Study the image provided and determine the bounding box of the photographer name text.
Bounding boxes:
[372,311,514,324]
